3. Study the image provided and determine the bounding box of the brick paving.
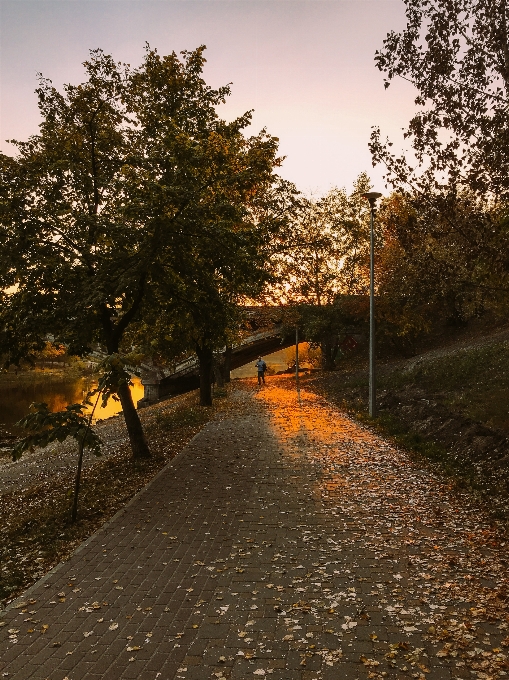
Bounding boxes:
[0,382,507,680]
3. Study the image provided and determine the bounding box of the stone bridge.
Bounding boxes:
[137,323,298,407]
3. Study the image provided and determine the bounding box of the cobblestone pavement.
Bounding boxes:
[1,381,508,680]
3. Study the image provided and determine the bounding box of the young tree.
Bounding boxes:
[277,173,373,305]
[0,46,282,455]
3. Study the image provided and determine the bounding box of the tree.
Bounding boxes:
[14,402,101,523]
[276,173,373,305]
[370,0,509,307]
[275,174,374,369]
[126,176,299,405]
[0,46,282,450]
[297,298,368,370]
[371,0,509,198]
[12,355,128,521]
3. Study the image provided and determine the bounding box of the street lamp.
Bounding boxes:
[362,191,382,418]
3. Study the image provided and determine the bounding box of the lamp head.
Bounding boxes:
[361,192,382,207]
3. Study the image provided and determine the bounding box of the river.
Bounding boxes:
[0,373,144,437]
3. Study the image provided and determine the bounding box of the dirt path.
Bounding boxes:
[0,381,507,680]
[380,325,509,376]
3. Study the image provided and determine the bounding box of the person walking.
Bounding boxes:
[255,357,267,385]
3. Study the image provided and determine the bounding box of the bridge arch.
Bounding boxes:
[138,326,299,406]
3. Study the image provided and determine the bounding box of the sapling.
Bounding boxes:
[12,355,131,522]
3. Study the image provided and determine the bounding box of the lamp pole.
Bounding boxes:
[295,325,300,399]
[362,191,382,418]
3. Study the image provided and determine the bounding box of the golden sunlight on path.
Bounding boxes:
[256,381,509,680]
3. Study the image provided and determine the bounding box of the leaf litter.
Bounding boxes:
[0,390,222,608]
[251,380,509,679]
[1,379,507,679]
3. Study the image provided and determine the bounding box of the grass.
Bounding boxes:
[355,409,473,480]
[381,341,509,432]
[0,455,161,604]
[306,339,509,515]
[327,339,509,432]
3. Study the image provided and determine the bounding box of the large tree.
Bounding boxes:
[127,175,300,404]
[370,0,509,323]
[371,0,509,198]
[0,46,282,455]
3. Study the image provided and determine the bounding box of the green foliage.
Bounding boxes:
[0,45,281,362]
[272,174,373,369]
[296,298,368,370]
[372,0,509,200]
[275,173,373,305]
[371,192,509,352]
[95,353,131,407]
[12,402,102,461]
[0,44,284,451]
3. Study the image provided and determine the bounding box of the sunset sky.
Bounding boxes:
[0,0,416,195]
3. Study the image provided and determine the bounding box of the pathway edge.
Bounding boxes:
[0,425,209,616]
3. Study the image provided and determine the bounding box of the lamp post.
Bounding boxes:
[295,325,301,400]
[362,191,382,418]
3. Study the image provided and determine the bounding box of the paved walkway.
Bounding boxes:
[1,383,508,680]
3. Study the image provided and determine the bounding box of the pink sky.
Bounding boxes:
[0,0,416,194]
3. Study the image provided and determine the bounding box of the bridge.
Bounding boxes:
[137,323,298,407]
[135,300,367,407]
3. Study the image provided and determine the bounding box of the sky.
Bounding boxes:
[0,0,417,195]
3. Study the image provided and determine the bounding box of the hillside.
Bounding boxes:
[306,324,509,520]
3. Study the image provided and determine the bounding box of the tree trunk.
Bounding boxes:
[71,440,85,523]
[117,380,151,458]
[196,345,213,406]
[321,338,336,371]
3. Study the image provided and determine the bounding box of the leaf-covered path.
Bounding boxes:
[1,381,508,680]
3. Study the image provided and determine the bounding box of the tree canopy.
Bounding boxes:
[371,0,509,200]
[0,45,284,455]
[369,0,509,335]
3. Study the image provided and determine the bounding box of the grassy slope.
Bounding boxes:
[380,340,509,432]
[305,328,509,520]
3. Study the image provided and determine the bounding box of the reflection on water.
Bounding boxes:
[0,374,144,435]
[82,377,144,423]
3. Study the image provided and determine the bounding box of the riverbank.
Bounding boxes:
[0,388,225,607]
[0,365,144,445]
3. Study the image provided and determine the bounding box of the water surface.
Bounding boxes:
[0,374,144,436]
